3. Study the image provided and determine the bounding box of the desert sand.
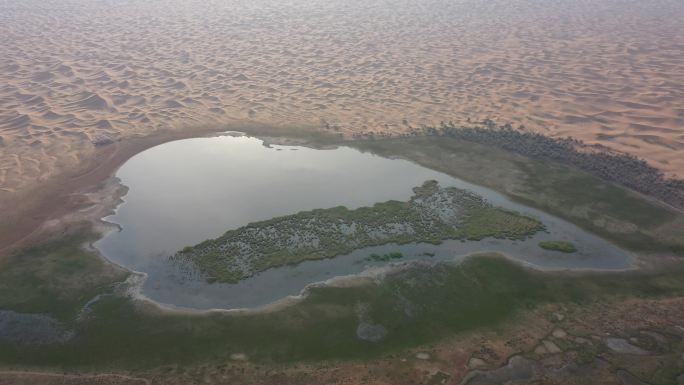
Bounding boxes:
[1,0,684,234]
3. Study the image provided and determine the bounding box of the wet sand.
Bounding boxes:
[1,0,684,247]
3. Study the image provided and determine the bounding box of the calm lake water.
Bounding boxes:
[95,134,633,310]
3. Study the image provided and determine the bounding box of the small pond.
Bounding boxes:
[95,134,633,310]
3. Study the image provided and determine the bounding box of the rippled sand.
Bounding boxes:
[1,0,683,210]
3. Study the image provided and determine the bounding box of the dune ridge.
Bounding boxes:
[1,0,684,217]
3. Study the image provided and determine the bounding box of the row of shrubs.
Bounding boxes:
[351,120,684,210]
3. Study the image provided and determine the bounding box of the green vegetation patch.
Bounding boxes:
[0,227,128,322]
[366,252,404,262]
[173,180,544,283]
[539,240,577,253]
[4,252,684,368]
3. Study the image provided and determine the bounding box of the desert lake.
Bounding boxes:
[95,134,633,310]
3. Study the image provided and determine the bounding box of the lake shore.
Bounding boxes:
[1,131,683,385]
[0,124,333,256]
[0,130,680,317]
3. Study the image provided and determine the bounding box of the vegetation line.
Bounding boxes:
[352,121,684,211]
[431,122,684,210]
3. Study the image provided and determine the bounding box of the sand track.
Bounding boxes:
[1,0,684,221]
[0,371,149,385]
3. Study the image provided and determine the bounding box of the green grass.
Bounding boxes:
[3,238,684,369]
[539,240,577,253]
[455,207,543,241]
[0,228,128,322]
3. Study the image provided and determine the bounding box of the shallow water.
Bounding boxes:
[95,134,633,310]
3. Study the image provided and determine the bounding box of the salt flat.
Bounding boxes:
[1,0,684,216]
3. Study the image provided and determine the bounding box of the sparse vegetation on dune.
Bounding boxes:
[353,122,684,211]
[431,122,684,211]
[172,180,544,283]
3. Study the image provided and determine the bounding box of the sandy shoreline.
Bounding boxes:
[0,126,222,254]
[0,122,330,254]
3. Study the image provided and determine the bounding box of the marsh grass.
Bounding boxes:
[3,246,684,369]
[538,240,577,253]
[177,181,544,283]
[0,227,127,322]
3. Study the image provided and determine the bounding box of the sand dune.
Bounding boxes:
[1,0,684,217]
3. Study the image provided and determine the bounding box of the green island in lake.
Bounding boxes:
[173,180,545,283]
[539,240,578,253]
